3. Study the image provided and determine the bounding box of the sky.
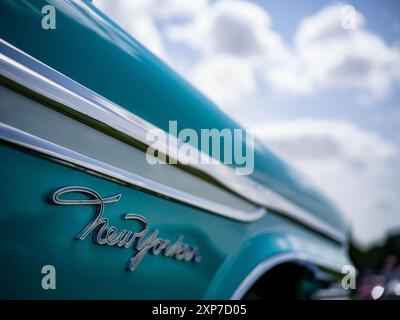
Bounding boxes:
[94,0,400,249]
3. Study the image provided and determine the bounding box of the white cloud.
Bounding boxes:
[94,0,165,59]
[165,0,291,108]
[190,55,257,107]
[96,1,400,106]
[167,1,400,105]
[94,0,208,61]
[166,0,288,60]
[96,0,207,21]
[252,119,400,247]
[252,119,397,167]
[285,3,400,100]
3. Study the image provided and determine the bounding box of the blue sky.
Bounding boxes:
[250,0,400,143]
[256,0,400,43]
[95,0,400,248]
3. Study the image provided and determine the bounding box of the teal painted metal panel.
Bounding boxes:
[0,0,350,299]
[0,0,347,233]
[0,143,349,299]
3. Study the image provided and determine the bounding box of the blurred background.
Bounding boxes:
[94,0,400,297]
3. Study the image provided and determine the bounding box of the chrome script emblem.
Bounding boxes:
[49,186,201,271]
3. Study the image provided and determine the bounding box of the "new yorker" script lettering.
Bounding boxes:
[49,186,201,271]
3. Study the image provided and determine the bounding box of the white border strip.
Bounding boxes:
[0,122,266,221]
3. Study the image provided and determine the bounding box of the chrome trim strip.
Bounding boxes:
[231,252,341,300]
[0,122,266,221]
[0,39,345,243]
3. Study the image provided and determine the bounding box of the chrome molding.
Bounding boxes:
[231,252,341,300]
[0,122,265,221]
[0,39,345,243]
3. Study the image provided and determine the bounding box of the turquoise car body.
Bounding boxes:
[0,0,350,299]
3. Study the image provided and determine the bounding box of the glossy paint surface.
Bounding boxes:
[0,0,346,232]
[0,143,348,299]
[0,0,350,299]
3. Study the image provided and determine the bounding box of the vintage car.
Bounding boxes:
[0,0,350,299]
